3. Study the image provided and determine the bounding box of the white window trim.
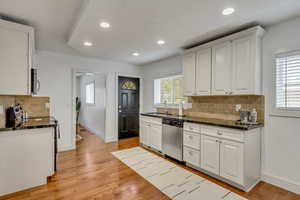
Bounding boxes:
[153,74,184,108]
[85,81,95,105]
[270,50,300,118]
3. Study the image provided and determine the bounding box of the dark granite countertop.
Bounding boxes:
[140,113,263,130]
[0,117,57,132]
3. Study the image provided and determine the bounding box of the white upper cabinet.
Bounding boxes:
[182,26,264,96]
[183,53,196,96]
[232,35,260,94]
[0,19,34,95]
[195,48,211,96]
[212,41,232,95]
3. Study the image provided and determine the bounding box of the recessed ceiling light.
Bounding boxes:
[100,22,110,29]
[222,7,235,15]
[132,52,140,56]
[83,41,93,47]
[157,40,165,45]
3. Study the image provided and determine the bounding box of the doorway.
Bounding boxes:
[118,76,140,139]
[75,72,107,142]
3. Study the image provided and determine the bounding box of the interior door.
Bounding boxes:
[212,41,232,95]
[201,135,220,175]
[118,76,140,139]
[220,139,243,184]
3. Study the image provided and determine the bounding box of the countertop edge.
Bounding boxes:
[140,113,264,131]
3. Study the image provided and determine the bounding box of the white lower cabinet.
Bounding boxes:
[201,135,220,175]
[139,116,162,151]
[139,120,150,146]
[220,139,243,185]
[183,146,201,167]
[185,122,261,192]
[183,131,201,150]
[150,123,162,151]
[140,119,260,192]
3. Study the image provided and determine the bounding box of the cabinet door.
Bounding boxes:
[201,135,220,175]
[212,41,232,95]
[232,36,253,94]
[150,123,162,151]
[195,48,211,95]
[220,139,243,185]
[183,53,196,96]
[139,121,149,146]
[0,23,30,95]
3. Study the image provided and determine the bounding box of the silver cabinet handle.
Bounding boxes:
[217,131,223,135]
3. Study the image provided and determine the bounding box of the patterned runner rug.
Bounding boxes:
[112,147,247,200]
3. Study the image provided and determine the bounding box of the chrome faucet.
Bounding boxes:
[164,101,169,115]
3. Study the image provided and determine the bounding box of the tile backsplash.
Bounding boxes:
[0,95,50,128]
[157,95,264,122]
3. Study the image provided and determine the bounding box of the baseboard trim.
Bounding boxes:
[105,137,117,143]
[58,145,75,152]
[262,173,300,195]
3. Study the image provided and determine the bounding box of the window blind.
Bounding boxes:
[276,51,300,109]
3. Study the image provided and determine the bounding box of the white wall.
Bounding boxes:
[141,55,182,112]
[76,76,81,98]
[79,74,106,140]
[140,16,300,194]
[262,16,300,194]
[36,50,142,151]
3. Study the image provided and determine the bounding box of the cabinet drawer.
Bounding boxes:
[184,147,201,167]
[140,116,162,125]
[201,125,244,142]
[183,131,201,150]
[201,126,218,137]
[184,122,201,133]
[218,128,243,142]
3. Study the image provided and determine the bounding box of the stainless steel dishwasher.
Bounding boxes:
[162,118,183,161]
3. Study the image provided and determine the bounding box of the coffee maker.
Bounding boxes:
[6,105,23,128]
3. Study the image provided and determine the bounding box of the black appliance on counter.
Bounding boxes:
[6,105,23,128]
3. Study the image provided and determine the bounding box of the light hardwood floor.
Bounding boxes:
[1,126,300,200]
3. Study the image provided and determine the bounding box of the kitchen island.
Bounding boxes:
[0,117,58,196]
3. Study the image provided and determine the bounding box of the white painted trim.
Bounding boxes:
[58,145,75,152]
[262,173,300,195]
[115,73,143,141]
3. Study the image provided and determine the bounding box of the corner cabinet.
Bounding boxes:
[183,26,264,96]
[0,19,34,95]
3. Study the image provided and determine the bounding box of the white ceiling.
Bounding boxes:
[0,0,84,56]
[1,0,300,65]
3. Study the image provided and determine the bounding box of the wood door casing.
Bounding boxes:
[118,76,140,139]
